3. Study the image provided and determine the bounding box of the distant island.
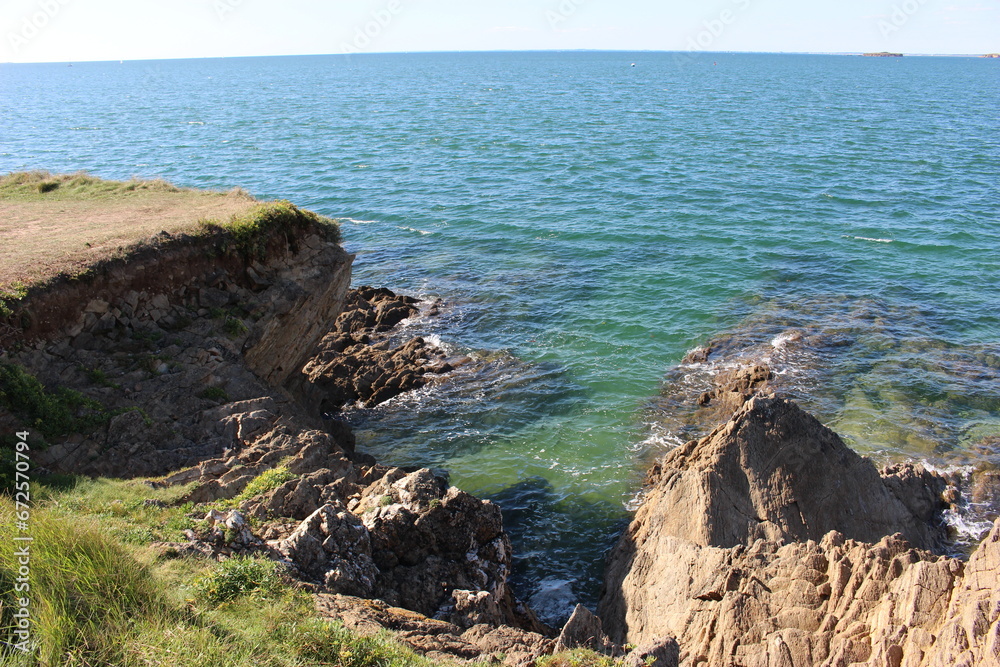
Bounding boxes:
[984,53,1000,58]
[863,52,904,57]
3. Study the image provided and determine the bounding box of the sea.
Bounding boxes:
[2,51,998,624]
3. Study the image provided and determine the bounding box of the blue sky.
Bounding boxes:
[2,0,997,63]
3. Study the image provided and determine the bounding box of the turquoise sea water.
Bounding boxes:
[2,52,999,621]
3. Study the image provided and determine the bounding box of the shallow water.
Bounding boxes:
[2,52,999,623]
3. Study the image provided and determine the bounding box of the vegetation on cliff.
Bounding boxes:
[0,487,440,667]
[0,171,339,298]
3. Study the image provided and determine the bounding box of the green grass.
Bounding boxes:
[0,363,110,441]
[199,200,341,260]
[222,316,249,337]
[0,283,27,318]
[0,171,182,201]
[224,466,296,508]
[0,482,450,667]
[193,556,286,605]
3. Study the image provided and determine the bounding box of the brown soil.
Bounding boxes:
[0,187,256,289]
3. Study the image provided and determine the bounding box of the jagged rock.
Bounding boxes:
[298,286,452,409]
[623,637,680,667]
[315,594,554,666]
[555,604,618,654]
[637,396,947,551]
[598,395,1000,667]
[278,504,379,597]
[697,363,772,414]
[203,509,259,547]
[461,624,556,667]
[271,467,543,634]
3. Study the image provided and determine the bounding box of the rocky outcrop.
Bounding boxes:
[598,394,1000,666]
[315,594,554,667]
[271,466,546,634]
[636,396,947,552]
[298,286,456,409]
[243,236,352,386]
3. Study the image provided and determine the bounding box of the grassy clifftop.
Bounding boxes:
[0,172,255,290]
[0,171,340,314]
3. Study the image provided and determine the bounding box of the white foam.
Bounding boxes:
[528,579,577,626]
[943,507,993,543]
[639,423,684,452]
[397,225,433,235]
[338,217,378,225]
[852,236,893,243]
[771,332,800,349]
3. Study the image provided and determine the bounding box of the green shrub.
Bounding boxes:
[0,362,109,439]
[0,282,27,318]
[197,386,229,402]
[194,556,285,605]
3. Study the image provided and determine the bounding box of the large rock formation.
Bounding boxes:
[297,286,456,410]
[635,396,946,552]
[598,394,1000,666]
[271,466,546,634]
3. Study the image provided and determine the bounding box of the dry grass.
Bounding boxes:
[0,171,258,290]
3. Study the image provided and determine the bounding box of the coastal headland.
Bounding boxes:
[1,173,997,666]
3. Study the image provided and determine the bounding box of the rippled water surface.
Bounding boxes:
[2,52,999,622]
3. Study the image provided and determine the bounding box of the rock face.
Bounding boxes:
[243,237,352,386]
[637,396,946,551]
[273,466,546,634]
[598,394,1000,666]
[299,286,454,409]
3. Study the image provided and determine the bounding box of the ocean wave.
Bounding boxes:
[397,225,433,235]
[846,235,894,243]
[338,217,379,225]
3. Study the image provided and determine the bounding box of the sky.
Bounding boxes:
[1,0,997,63]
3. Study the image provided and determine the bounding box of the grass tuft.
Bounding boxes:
[0,499,173,665]
[226,466,297,507]
[194,556,285,605]
[197,386,229,402]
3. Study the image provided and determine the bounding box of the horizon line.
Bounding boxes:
[3,48,998,66]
